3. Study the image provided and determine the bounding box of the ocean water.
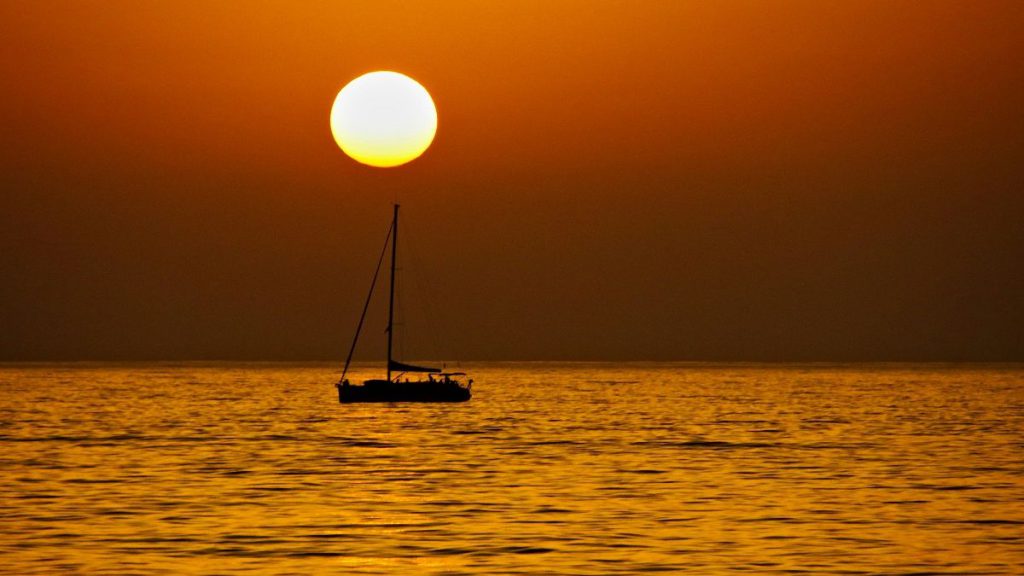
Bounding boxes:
[1,362,1022,575]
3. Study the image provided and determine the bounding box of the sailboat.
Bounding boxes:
[335,204,472,403]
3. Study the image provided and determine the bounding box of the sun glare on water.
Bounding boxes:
[330,71,437,168]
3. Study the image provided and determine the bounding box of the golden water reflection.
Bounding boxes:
[1,363,1022,574]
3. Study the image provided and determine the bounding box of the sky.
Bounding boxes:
[1,1,1022,362]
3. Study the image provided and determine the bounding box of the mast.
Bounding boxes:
[386,204,399,382]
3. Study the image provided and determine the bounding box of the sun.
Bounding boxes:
[329,71,437,168]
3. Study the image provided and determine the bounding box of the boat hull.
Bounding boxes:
[336,380,471,403]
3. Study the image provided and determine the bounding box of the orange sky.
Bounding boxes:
[2,1,1022,360]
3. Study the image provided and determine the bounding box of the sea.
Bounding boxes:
[1,362,1022,575]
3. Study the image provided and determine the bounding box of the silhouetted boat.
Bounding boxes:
[335,204,472,403]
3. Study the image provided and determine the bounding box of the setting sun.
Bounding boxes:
[3,3,1024,575]
[329,71,437,168]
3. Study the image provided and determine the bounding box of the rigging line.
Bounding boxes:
[401,218,443,363]
[340,219,394,384]
[394,264,405,361]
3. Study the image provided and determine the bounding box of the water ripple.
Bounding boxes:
[0,362,1021,575]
